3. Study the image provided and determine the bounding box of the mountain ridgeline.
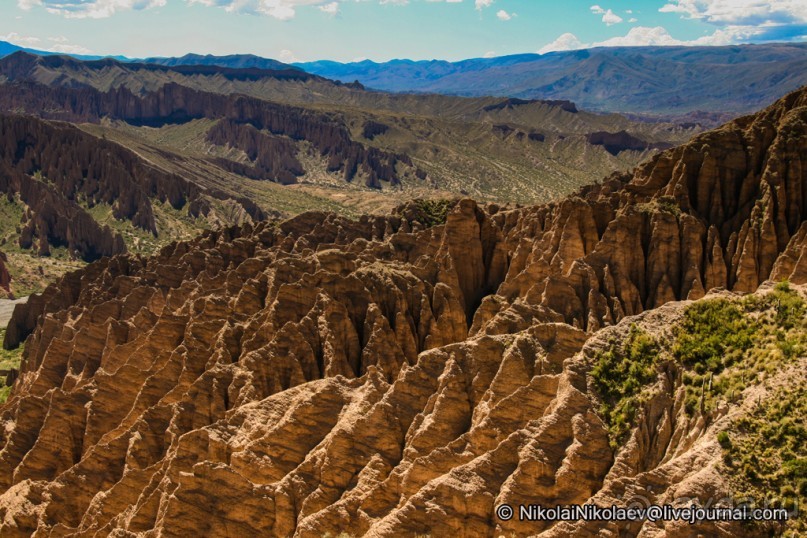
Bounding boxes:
[0,49,705,280]
[144,53,303,72]
[0,52,417,188]
[0,76,804,536]
[297,43,807,120]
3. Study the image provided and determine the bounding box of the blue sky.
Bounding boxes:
[1,1,806,62]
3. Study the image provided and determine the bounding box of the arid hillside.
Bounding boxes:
[0,82,804,536]
[0,51,700,205]
[0,52,704,295]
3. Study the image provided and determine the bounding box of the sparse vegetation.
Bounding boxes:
[720,384,806,536]
[591,282,807,451]
[588,282,806,533]
[415,199,454,227]
[591,324,660,448]
[637,195,682,217]
[0,328,22,405]
[675,281,806,415]
[82,198,209,257]
[1,192,85,295]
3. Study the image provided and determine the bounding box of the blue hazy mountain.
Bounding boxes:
[0,40,129,62]
[2,39,805,118]
[143,53,300,72]
[295,44,807,116]
[0,42,299,73]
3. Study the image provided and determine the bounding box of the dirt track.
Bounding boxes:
[0,297,27,328]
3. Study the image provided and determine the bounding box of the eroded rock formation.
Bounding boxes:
[0,114,265,261]
[483,98,578,114]
[207,119,305,184]
[0,73,419,188]
[0,252,10,297]
[0,86,805,536]
[479,86,807,333]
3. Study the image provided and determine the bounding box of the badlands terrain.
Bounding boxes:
[0,72,804,537]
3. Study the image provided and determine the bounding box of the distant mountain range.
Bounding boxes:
[295,44,807,118]
[0,39,128,62]
[1,40,805,119]
[144,53,300,72]
[0,49,699,294]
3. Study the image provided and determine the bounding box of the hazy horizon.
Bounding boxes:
[0,1,805,63]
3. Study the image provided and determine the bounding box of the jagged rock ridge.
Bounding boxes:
[0,75,419,188]
[0,51,316,85]
[0,87,805,536]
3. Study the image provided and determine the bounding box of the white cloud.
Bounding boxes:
[601,9,622,25]
[496,9,512,21]
[187,0,329,20]
[18,0,166,19]
[659,0,807,43]
[538,24,771,54]
[483,50,496,58]
[595,25,691,46]
[0,32,41,47]
[538,32,585,54]
[186,0,421,20]
[319,1,338,14]
[278,49,299,62]
[605,9,623,25]
[590,5,622,25]
[16,0,508,21]
[659,0,807,26]
[47,42,93,54]
[1,31,91,54]
[628,17,637,22]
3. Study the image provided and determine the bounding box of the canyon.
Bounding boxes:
[0,82,804,536]
[0,51,700,296]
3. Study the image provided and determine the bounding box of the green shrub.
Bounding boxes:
[672,298,757,371]
[673,284,806,415]
[722,385,806,534]
[414,199,454,227]
[591,325,660,448]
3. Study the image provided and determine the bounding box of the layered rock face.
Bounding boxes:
[206,119,305,184]
[0,88,805,536]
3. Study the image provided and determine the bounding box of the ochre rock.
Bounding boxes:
[0,86,806,536]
